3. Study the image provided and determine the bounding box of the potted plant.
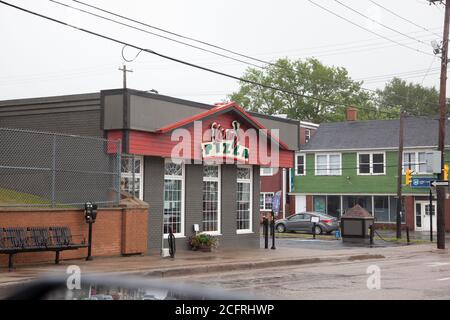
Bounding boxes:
[188,233,218,252]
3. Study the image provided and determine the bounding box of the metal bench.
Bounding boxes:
[0,227,88,271]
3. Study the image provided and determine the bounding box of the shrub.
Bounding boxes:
[188,233,218,250]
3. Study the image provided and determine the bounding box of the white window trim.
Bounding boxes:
[260,167,274,176]
[260,192,274,211]
[121,154,144,200]
[357,152,386,176]
[305,129,311,143]
[202,165,221,236]
[295,153,306,176]
[402,150,434,175]
[237,165,253,234]
[315,153,342,176]
[163,159,185,238]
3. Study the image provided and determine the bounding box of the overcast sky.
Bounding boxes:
[0,0,446,105]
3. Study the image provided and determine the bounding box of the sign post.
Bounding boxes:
[429,189,434,242]
[271,191,282,250]
[311,216,320,240]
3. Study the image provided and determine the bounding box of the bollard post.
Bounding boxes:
[406,226,410,245]
[271,211,276,250]
[263,217,269,249]
[312,222,316,239]
[168,227,176,258]
[369,224,374,247]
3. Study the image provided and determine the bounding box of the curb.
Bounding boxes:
[109,253,386,278]
[0,253,386,296]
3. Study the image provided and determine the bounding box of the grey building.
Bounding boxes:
[0,89,298,253]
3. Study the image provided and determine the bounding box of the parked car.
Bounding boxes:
[275,212,339,235]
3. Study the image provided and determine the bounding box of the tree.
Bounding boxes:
[375,78,439,117]
[229,58,376,123]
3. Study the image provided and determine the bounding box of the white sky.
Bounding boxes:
[0,0,446,105]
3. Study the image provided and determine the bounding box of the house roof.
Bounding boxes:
[302,117,450,151]
[155,101,291,150]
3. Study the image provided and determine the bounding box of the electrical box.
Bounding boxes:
[426,151,442,174]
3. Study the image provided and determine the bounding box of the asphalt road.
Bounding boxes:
[172,247,450,299]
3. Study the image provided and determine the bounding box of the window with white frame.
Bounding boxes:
[236,166,253,232]
[403,151,432,174]
[163,161,184,236]
[358,153,385,175]
[315,154,341,176]
[260,167,273,176]
[260,192,274,211]
[295,154,305,176]
[202,165,221,234]
[121,155,144,200]
[305,129,311,143]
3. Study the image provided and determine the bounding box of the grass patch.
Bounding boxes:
[0,188,73,208]
[260,232,428,244]
[373,236,429,244]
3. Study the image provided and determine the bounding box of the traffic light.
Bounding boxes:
[405,168,412,186]
[444,164,449,181]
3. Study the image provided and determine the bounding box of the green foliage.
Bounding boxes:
[229,58,376,123]
[375,77,439,117]
[188,233,218,249]
[229,58,442,123]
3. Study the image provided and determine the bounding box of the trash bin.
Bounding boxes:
[340,204,374,244]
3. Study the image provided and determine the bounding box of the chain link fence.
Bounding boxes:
[0,128,121,208]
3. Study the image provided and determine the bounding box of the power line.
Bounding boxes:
[368,0,441,37]
[71,0,277,68]
[355,66,441,81]
[334,0,431,47]
[0,1,440,115]
[53,0,441,107]
[421,56,438,84]
[72,0,438,60]
[307,0,435,57]
[64,0,440,92]
[48,0,265,69]
[0,0,404,118]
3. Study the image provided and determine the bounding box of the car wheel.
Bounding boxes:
[276,224,286,233]
[314,225,322,235]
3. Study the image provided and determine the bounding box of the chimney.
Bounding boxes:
[346,107,358,121]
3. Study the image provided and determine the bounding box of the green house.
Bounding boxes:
[290,116,450,232]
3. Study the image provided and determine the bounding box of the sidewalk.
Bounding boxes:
[0,242,444,294]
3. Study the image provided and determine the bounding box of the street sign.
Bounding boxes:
[311,216,320,223]
[272,191,281,214]
[411,177,435,188]
[430,180,450,187]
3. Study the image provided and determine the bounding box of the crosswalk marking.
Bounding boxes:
[437,277,450,281]
[426,262,450,267]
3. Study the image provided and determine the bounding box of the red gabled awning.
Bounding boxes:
[155,101,291,150]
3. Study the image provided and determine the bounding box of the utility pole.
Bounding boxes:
[429,0,450,249]
[436,0,450,250]
[118,64,133,89]
[396,110,405,239]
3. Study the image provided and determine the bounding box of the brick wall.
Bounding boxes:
[0,204,148,267]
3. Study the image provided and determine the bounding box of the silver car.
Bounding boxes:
[275,212,339,235]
